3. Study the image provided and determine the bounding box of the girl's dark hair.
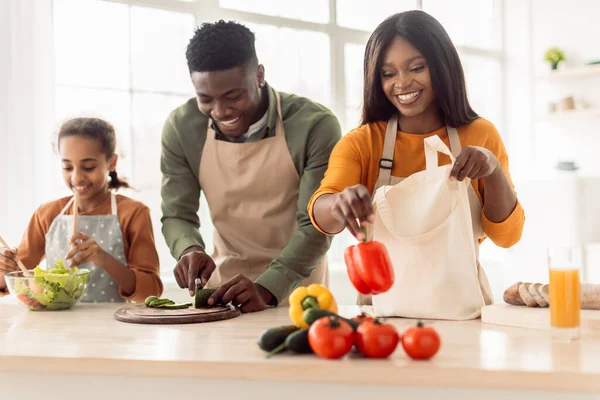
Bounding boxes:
[361,10,478,128]
[58,118,130,190]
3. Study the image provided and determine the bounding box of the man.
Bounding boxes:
[160,20,342,313]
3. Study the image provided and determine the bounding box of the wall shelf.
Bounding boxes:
[536,63,600,81]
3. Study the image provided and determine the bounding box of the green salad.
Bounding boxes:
[10,260,90,310]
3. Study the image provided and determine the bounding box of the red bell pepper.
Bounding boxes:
[344,234,394,295]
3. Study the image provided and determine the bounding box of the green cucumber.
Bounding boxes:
[303,308,359,330]
[257,325,299,352]
[144,296,159,306]
[145,296,191,309]
[194,288,218,308]
[148,298,175,307]
[161,302,192,310]
[286,328,312,354]
[266,328,313,358]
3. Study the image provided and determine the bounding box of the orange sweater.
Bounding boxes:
[2,194,163,302]
[308,118,525,248]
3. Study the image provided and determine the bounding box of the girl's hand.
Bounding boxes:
[450,146,500,182]
[330,184,375,241]
[0,247,18,274]
[66,232,109,268]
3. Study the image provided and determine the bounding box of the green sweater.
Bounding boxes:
[160,84,342,304]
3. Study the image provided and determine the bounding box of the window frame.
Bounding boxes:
[53,0,507,279]
[102,0,506,133]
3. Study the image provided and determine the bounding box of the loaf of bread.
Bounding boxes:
[503,282,600,310]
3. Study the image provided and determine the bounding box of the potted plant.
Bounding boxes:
[544,47,566,70]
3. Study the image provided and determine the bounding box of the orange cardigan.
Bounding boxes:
[1,194,163,302]
[308,118,525,248]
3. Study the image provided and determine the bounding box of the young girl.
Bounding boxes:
[0,117,163,303]
[309,11,525,319]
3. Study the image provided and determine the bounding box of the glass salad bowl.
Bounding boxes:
[5,261,91,311]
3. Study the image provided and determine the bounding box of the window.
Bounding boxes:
[53,0,195,278]
[219,0,329,23]
[344,43,366,130]
[51,0,505,282]
[336,0,418,31]
[243,22,332,108]
[422,0,502,51]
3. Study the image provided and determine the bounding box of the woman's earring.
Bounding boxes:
[259,82,265,88]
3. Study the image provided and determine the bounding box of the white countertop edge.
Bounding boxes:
[2,355,599,392]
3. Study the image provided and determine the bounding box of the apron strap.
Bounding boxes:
[59,197,75,216]
[110,192,118,216]
[447,126,462,157]
[375,114,398,190]
[59,192,117,216]
[375,118,462,191]
[273,89,284,137]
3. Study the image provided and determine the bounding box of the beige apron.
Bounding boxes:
[358,114,493,319]
[198,89,328,306]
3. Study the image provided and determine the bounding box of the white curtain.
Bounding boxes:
[0,0,55,245]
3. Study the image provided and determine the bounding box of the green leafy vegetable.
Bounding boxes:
[10,259,90,311]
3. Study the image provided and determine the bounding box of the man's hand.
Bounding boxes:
[173,246,216,296]
[209,274,273,313]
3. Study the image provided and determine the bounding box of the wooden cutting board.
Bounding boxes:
[481,303,600,334]
[114,304,241,325]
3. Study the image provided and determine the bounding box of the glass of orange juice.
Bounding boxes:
[548,246,581,340]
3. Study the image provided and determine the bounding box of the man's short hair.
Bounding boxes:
[186,20,258,73]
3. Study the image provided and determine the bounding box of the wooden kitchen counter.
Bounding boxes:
[1,299,600,398]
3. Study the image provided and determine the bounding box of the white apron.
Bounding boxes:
[198,89,328,306]
[364,114,493,320]
[45,192,127,303]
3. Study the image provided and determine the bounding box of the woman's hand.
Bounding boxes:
[330,184,375,240]
[450,146,499,181]
[65,232,109,268]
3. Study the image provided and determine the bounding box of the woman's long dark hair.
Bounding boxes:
[361,10,478,128]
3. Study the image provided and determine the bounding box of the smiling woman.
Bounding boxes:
[308,10,525,319]
[361,12,478,131]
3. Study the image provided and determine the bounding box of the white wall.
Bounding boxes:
[0,1,55,246]
[499,0,600,297]
[531,0,600,172]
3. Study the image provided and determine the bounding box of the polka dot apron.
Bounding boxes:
[45,192,126,303]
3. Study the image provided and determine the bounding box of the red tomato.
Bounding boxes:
[355,319,399,358]
[401,321,441,360]
[344,240,394,295]
[308,316,355,359]
[351,312,375,325]
[17,293,32,306]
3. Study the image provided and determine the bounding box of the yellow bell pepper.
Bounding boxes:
[288,284,338,328]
